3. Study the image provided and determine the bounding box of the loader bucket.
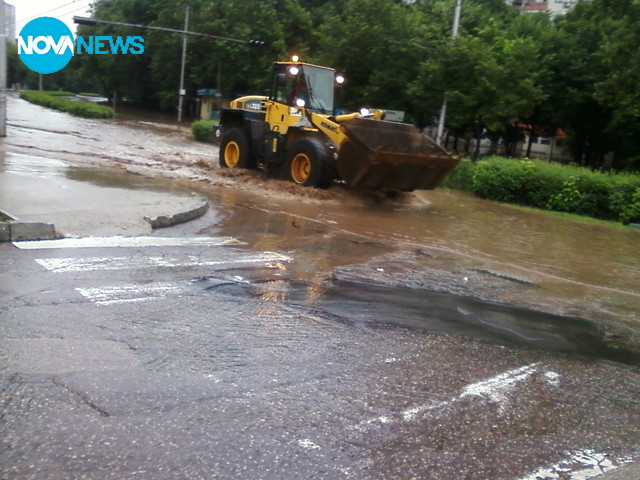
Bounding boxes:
[337,118,459,191]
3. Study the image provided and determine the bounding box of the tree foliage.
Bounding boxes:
[26,0,640,171]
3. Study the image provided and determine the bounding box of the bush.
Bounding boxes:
[614,186,640,224]
[191,120,216,142]
[20,90,114,119]
[453,156,640,223]
[442,156,474,191]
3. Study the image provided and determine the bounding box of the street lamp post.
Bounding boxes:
[0,1,5,137]
[435,0,462,147]
[177,6,189,124]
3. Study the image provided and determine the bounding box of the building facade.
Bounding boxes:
[3,2,15,42]
[506,0,584,17]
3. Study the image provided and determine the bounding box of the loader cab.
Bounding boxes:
[270,62,335,115]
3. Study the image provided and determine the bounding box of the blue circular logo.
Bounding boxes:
[18,17,74,74]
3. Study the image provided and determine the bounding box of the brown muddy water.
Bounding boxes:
[5,93,640,354]
[178,181,638,363]
[187,177,640,341]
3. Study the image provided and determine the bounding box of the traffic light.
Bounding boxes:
[247,39,266,47]
[73,16,98,26]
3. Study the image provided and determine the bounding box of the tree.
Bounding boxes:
[410,14,545,157]
[313,0,433,119]
[7,41,38,89]
[555,0,640,169]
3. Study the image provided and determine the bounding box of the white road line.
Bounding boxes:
[515,449,633,480]
[298,439,321,450]
[36,252,292,273]
[14,236,244,250]
[76,282,183,306]
[402,400,447,421]
[461,362,539,413]
[354,363,555,431]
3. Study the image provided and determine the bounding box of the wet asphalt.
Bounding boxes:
[1,95,639,479]
[2,234,639,480]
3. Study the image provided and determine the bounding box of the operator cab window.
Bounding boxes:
[271,63,334,115]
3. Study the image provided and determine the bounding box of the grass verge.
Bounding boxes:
[20,90,114,119]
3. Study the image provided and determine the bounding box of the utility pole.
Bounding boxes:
[436,0,462,146]
[177,5,190,124]
[0,1,6,137]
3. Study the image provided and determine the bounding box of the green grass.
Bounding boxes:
[507,203,640,232]
[40,90,76,96]
[20,90,114,119]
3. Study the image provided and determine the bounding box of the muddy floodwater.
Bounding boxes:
[5,93,640,346]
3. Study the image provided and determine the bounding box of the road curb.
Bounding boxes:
[143,196,210,229]
[0,210,57,242]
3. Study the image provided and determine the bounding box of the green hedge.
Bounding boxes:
[443,156,640,224]
[191,120,216,142]
[20,91,114,119]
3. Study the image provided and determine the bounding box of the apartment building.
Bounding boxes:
[3,2,15,41]
[507,0,583,17]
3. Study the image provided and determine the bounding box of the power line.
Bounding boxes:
[16,0,84,23]
[48,5,92,21]
[74,16,249,44]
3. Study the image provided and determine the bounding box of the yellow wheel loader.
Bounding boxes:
[218,58,459,191]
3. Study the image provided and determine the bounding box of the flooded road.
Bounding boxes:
[4,92,640,341]
[2,95,640,479]
[189,185,640,341]
[4,92,639,348]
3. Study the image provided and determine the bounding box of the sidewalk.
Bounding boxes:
[592,461,640,480]
[0,151,208,241]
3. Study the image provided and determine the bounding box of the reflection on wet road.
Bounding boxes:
[202,185,640,338]
[202,269,640,365]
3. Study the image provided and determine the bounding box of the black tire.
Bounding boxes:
[219,128,253,169]
[284,138,334,188]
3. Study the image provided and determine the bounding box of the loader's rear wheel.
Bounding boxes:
[219,128,253,169]
[285,138,334,188]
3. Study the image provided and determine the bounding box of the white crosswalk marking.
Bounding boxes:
[28,235,291,305]
[14,235,244,250]
[36,251,291,273]
[76,282,184,306]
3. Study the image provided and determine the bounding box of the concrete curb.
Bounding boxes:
[0,210,57,242]
[1,195,209,243]
[591,460,640,480]
[143,196,209,229]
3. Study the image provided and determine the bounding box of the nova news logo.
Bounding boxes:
[18,16,145,75]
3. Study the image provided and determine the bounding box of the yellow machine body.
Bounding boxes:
[218,60,459,191]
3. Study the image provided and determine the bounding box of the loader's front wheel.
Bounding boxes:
[285,138,334,188]
[219,128,252,169]
[290,153,312,184]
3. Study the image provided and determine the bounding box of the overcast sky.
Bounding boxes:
[13,0,93,36]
